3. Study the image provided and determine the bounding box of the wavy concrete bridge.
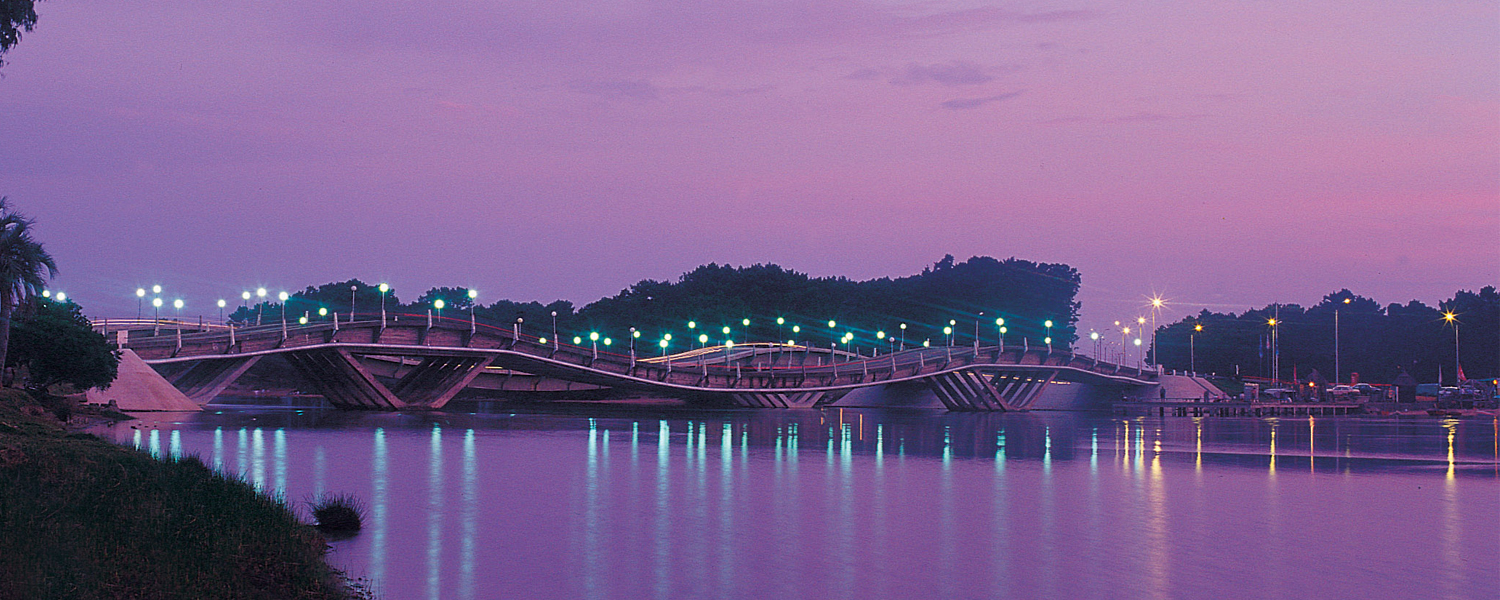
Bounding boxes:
[111,315,1158,411]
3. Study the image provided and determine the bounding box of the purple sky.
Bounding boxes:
[2,0,1496,337]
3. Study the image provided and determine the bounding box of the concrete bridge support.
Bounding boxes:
[162,356,262,405]
[925,369,1057,411]
[727,390,847,408]
[281,349,495,410]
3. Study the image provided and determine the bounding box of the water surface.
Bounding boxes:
[105,408,1500,599]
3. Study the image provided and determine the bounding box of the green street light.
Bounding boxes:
[573,336,583,344]
[434,299,446,310]
[378,283,389,293]
[589,332,599,341]
[996,317,1004,326]
[698,334,708,344]
[877,331,885,339]
[664,333,673,341]
[776,317,785,325]
[318,307,328,316]
[153,298,163,308]
[1044,320,1053,328]
[153,285,163,294]
[943,326,952,335]
[538,337,547,345]
[632,330,641,338]
[603,338,612,346]
[792,325,800,333]
[467,289,477,299]
[659,339,669,348]
[722,326,731,335]
[742,318,750,327]
[173,299,184,310]
[688,321,697,329]
[1045,337,1052,344]
[828,320,836,328]
[299,316,308,325]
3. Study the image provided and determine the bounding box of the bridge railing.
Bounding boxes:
[117,314,1155,383]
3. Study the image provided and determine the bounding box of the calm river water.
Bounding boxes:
[103,407,1498,600]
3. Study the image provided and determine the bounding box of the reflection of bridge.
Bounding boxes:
[115,315,1158,411]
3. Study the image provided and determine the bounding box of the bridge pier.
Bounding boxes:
[281,348,495,410]
[163,355,262,404]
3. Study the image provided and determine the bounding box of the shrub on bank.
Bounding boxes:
[0,402,369,599]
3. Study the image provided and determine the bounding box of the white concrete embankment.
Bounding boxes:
[85,349,202,411]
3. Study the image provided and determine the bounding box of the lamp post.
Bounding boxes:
[136,288,146,321]
[256,288,267,325]
[551,311,559,350]
[995,318,1005,353]
[999,326,1008,353]
[240,291,251,324]
[589,332,599,360]
[1090,331,1100,359]
[1149,296,1164,367]
[1191,324,1202,374]
[1268,306,1280,384]
[776,316,785,347]
[152,297,163,334]
[943,325,953,361]
[1044,320,1053,352]
[1134,337,1142,368]
[467,289,478,333]
[351,285,358,323]
[217,299,226,325]
[279,292,290,337]
[1335,297,1350,384]
[1443,310,1459,383]
[378,283,389,326]
[1136,316,1147,364]
[974,313,982,354]
[899,323,906,351]
[434,298,445,321]
[629,327,638,368]
[1121,326,1130,365]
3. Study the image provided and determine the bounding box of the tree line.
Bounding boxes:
[228,255,1084,354]
[1150,287,1499,385]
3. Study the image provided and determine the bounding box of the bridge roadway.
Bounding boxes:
[119,314,1158,411]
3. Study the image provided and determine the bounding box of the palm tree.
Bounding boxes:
[0,198,57,381]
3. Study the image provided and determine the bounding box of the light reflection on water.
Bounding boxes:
[104,409,1500,600]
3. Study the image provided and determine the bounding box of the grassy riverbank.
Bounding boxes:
[0,390,367,599]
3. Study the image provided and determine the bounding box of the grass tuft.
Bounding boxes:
[309,492,366,534]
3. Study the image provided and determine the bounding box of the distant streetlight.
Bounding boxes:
[776,317,785,346]
[318,307,328,318]
[629,327,638,367]
[351,285,359,322]
[551,311,559,350]
[1044,319,1054,350]
[378,283,389,325]
[151,297,163,332]
[1443,310,1460,384]
[995,317,1005,352]
[217,299,227,324]
[1191,323,1203,374]
[256,288,267,325]
[434,298,445,320]
[467,289,479,332]
[899,323,907,350]
[152,284,162,295]
[136,288,146,320]
[279,292,290,335]
[589,331,599,360]
[1090,330,1100,358]
[1335,297,1351,384]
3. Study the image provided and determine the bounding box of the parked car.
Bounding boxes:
[1329,385,1357,396]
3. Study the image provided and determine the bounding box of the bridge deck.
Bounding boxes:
[115,314,1158,411]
